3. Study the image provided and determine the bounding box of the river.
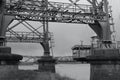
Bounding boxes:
[19,64,90,80]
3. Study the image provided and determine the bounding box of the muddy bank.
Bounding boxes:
[0,70,75,80]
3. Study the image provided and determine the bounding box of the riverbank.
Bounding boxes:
[0,70,75,80]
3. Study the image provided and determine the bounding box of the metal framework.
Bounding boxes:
[5,0,106,24]
[0,0,113,56]
[6,31,43,43]
[21,55,76,65]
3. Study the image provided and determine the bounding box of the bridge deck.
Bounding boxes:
[5,0,106,24]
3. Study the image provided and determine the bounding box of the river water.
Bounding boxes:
[19,64,90,80]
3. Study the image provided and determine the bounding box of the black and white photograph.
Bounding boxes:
[0,0,120,80]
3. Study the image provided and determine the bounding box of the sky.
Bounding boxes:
[7,0,120,57]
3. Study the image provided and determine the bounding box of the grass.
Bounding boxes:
[0,70,75,80]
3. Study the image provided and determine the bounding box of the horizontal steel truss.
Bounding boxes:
[6,20,54,43]
[5,0,106,24]
[21,55,74,63]
[6,30,54,43]
[6,31,43,43]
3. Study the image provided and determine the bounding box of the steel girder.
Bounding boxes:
[4,0,106,24]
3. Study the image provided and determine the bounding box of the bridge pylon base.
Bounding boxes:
[0,46,23,73]
[89,49,120,80]
[37,56,56,73]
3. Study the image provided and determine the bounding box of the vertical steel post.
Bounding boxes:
[42,0,50,56]
[0,0,5,46]
[38,0,56,73]
[92,0,97,14]
[103,0,111,40]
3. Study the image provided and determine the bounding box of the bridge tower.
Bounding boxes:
[88,0,120,80]
[37,0,56,73]
[88,0,111,41]
[0,0,22,73]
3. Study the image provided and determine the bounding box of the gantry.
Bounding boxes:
[0,0,114,56]
[4,0,106,23]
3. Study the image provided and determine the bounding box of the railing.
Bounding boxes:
[20,55,86,65]
[72,45,91,49]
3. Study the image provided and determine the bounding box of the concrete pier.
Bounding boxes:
[90,63,120,80]
[0,46,23,72]
[89,49,120,80]
[37,56,56,73]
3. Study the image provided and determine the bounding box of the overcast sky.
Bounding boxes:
[8,0,120,56]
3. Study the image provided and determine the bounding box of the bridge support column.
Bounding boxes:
[0,46,23,78]
[38,34,56,73]
[89,49,120,80]
[38,0,56,72]
[37,56,56,73]
[0,1,23,74]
